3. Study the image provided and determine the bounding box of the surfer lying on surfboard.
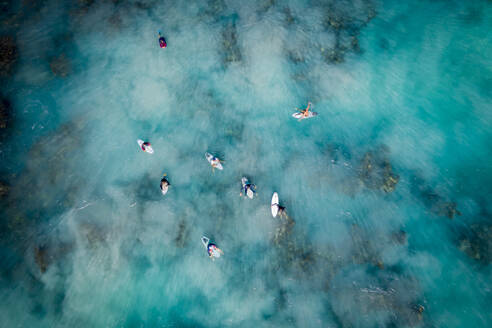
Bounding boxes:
[138,139,154,154]
[205,152,224,171]
[141,142,151,151]
[271,192,287,218]
[211,158,221,168]
[208,244,223,260]
[160,174,170,195]
[293,102,317,121]
[158,30,167,48]
[296,102,312,118]
[202,236,223,260]
[240,177,256,199]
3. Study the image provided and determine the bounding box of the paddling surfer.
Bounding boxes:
[160,174,170,195]
[158,31,167,48]
[240,177,256,198]
[207,243,223,260]
[296,102,312,118]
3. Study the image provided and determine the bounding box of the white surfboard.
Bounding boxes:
[137,139,154,154]
[292,111,318,120]
[241,177,255,199]
[205,152,223,170]
[271,192,279,217]
[201,236,210,248]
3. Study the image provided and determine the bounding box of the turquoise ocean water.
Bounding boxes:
[0,0,491,327]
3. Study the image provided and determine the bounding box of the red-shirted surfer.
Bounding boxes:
[141,142,151,151]
[158,31,167,48]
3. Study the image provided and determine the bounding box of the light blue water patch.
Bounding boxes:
[0,0,491,327]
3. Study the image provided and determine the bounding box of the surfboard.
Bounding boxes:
[271,192,279,217]
[160,177,169,195]
[137,139,154,154]
[241,177,255,199]
[292,111,318,120]
[201,236,210,248]
[205,152,223,170]
[202,236,222,258]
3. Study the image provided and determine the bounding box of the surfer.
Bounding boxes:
[201,236,223,260]
[211,158,221,168]
[160,174,170,195]
[296,102,312,118]
[158,31,167,48]
[240,177,256,198]
[271,192,288,218]
[141,141,152,152]
[205,153,223,170]
[272,202,287,218]
[207,243,223,260]
[277,205,286,217]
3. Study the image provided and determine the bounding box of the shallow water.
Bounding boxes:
[0,0,491,327]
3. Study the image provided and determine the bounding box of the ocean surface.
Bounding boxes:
[0,0,491,327]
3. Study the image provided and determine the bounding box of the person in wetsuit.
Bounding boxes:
[141,141,151,152]
[158,31,167,48]
[160,175,170,194]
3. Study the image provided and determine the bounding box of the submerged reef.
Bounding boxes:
[222,17,242,64]
[391,230,408,245]
[69,0,95,18]
[321,1,376,64]
[1,118,88,252]
[411,174,461,219]
[350,223,384,268]
[272,214,296,247]
[0,35,18,76]
[34,246,49,274]
[202,0,227,19]
[0,180,8,198]
[174,219,190,248]
[458,222,492,264]
[433,201,461,219]
[331,269,425,327]
[0,97,11,130]
[21,121,86,212]
[271,213,318,275]
[49,53,72,77]
[359,147,399,193]
[33,237,75,274]
[323,143,400,196]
